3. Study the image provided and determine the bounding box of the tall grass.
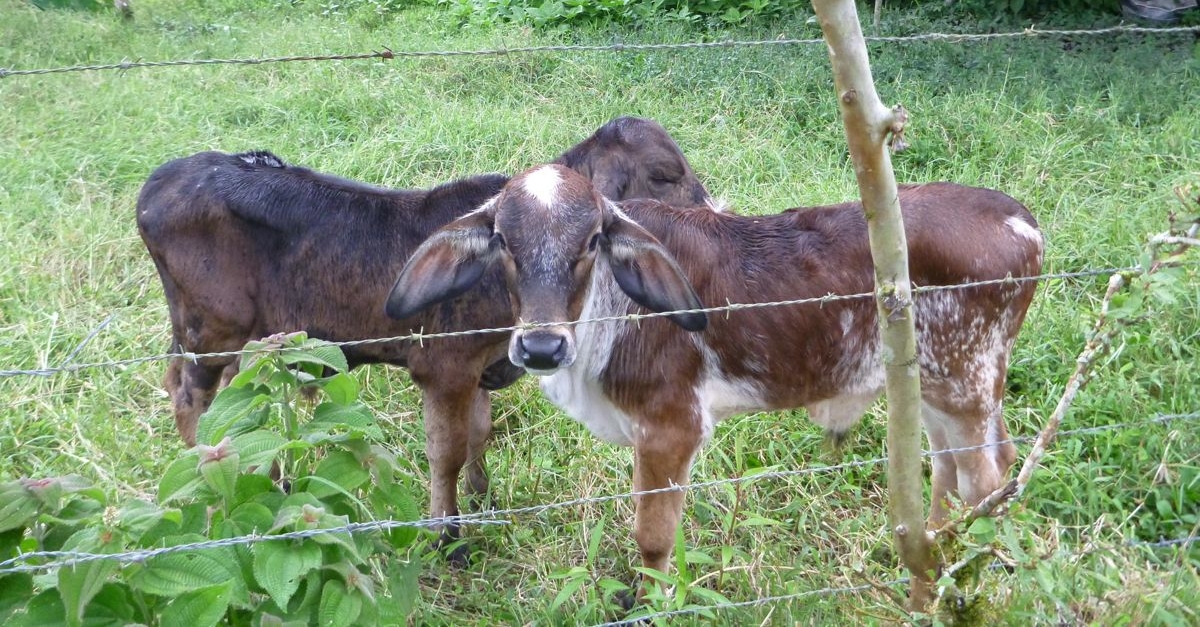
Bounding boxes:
[1,0,1197,622]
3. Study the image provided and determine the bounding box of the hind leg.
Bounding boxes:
[166,358,232,447]
[464,388,492,510]
[921,400,1014,526]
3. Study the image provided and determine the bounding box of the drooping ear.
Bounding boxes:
[601,211,707,332]
[385,208,501,320]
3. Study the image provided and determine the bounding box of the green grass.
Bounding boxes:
[1,0,1198,623]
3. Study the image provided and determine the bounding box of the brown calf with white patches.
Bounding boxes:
[136,118,709,551]
[387,164,1044,588]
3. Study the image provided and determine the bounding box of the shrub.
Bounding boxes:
[0,333,421,626]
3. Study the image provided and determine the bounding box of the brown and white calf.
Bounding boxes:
[136,118,709,548]
[387,163,1044,585]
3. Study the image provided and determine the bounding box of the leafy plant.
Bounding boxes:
[0,333,421,625]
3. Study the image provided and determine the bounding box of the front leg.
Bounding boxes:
[631,415,704,598]
[417,380,478,561]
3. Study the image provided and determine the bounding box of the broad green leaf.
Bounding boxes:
[58,527,120,627]
[232,430,287,473]
[0,484,39,533]
[80,584,139,626]
[158,452,204,504]
[229,352,273,387]
[196,386,273,446]
[0,573,33,623]
[198,447,240,507]
[234,473,277,506]
[8,589,64,627]
[230,503,275,534]
[380,559,420,623]
[127,548,246,604]
[159,581,232,627]
[326,561,374,602]
[279,340,348,374]
[252,541,322,610]
[369,483,419,549]
[967,516,997,544]
[315,372,358,405]
[114,500,171,542]
[302,402,383,443]
[304,512,361,562]
[306,451,369,500]
[317,579,361,627]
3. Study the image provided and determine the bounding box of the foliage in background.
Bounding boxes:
[443,0,813,27]
[0,335,421,625]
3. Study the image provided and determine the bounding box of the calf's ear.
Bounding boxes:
[601,213,707,332]
[385,210,501,320]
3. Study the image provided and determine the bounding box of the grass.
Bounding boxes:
[1,0,1198,623]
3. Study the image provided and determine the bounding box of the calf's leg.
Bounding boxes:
[631,416,704,599]
[166,358,231,447]
[464,388,493,508]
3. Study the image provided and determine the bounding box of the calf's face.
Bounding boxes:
[386,164,707,375]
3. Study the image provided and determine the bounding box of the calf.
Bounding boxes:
[387,164,1044,590]
[136,117,709,546]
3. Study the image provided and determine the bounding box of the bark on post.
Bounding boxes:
[810,0,935,610]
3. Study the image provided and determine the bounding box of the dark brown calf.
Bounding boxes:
[136,118,709,546]
[387,164,1044,591]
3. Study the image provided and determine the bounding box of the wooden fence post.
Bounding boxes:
[810,0,936,610]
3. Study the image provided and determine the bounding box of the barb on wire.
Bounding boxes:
[3,412,1193,576]
[1128,536,1199,549]
[1,25,1197,78]
[0,264,1142,379]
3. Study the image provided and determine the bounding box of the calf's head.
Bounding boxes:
[386,164,707,375]
[555,117,710,208]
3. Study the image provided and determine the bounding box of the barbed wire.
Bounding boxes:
[1129,535,1199,549]
[0,264,1139,379]
[1,25,1197,79]
[2,411,1194,576]
[596,532,1200,626]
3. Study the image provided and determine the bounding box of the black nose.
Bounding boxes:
[519,333,567,370]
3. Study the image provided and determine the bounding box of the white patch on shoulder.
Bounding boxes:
[1005,216,1041,244]
[538,259,636,445]
[522,166,562,207]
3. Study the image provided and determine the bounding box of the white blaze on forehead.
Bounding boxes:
[1005,216,1042,244]
[522,166,563,207]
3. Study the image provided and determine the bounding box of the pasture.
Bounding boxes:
[1,0,1198,622]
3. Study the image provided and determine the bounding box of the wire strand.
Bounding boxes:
[1,25,1197,78]
[1,411,1194,576]
[0,264,1137,379]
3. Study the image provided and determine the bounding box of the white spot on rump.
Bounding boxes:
[522,166,563,207]
[1005,215,1042,245]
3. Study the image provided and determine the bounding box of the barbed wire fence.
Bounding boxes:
[3,411,1196,576]
[1,24,1198,79]
[0,264,1157,379]
[1,412,1196,624]
[2,18,1198,623]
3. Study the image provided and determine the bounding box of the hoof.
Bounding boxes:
[443,539,473,568]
